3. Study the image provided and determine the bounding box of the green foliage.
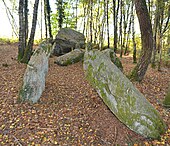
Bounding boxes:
[56,0,66,29]
[51,0,78,35]
[0,38,18,44]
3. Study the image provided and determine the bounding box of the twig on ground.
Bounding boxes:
[114,126,118,144]
[12,135,22,146]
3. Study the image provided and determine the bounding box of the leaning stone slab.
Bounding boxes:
[55,49,85,66]
[102,49,123,71]
[19,41,52,103]
[83,49,166,139]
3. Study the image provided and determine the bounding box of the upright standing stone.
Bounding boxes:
[163,83,170,107]
[19,41,52,103]
[83,50,166,139]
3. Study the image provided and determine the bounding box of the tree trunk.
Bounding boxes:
[131,1,137,63]
[46,0,53,39]
[151,0,159,68]
[57,0,64,29]
[99,1,106,50]
[119,0,123,58]
[90,0,93,43]
[124,2,131,55]
[82,3,86,35]
[94,0,100,45]
[130,0,153,82]
[44,0,48,39]
[18,0,24,61]
[21,0,39,63]
[75,0,78,30]
[106,0,110,48]
[24,0,28,41]
[113,0,119,52]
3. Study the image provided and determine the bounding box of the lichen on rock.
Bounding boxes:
[83,49,166,139]
[52,28,85,56]
[163,83,170,107]
[55,49,85,66]
[102,49,123,71]
[19,41,52,103]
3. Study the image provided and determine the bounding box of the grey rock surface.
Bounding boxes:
[19,41,52,103]
[102,49,123,71]
[53,28,85,56]
[55,49,85,66]
[83,49,166,139]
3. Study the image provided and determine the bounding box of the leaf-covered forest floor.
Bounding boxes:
[0,44,170,145]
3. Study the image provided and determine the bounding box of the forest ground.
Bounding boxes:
[0,44,170,145]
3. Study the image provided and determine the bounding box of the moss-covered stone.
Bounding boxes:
[53,28,85,56]
[102,49,123,71]
[33,41,52,56]
[19,83,34,102]
[163,84,170,107]
[18,41,52,103]
[83,49,166,139]
[55,49,85,66]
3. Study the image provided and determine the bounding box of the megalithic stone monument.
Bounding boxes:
[83,49,166,139]
[19,41,52,103]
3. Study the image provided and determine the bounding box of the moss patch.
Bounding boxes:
[163,85,170,107]
[33,42,52,56]
[83,50,166,139]
[19,83,33,102]
[55,50,84,66]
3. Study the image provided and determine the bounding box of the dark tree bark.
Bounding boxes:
[94,0,100,45]
[75,0,78,30]
[57,0,64,29]
[82,2,87,35]
[24,0,28,41]
[46,0,53,39]
[113,0,120,52]
[131,2,137,63]
[124,2,131,55]
[18,0,28,61]
[44,0,48,39]
[106,0,110,48]
[152,1,170,70]
[119,0,123,57]
[130,0,153,82]
[21,0,39,63]
[40,0,43,39]
[99,0,106,50]
[90,0,93,43]
[18,0,24,61]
